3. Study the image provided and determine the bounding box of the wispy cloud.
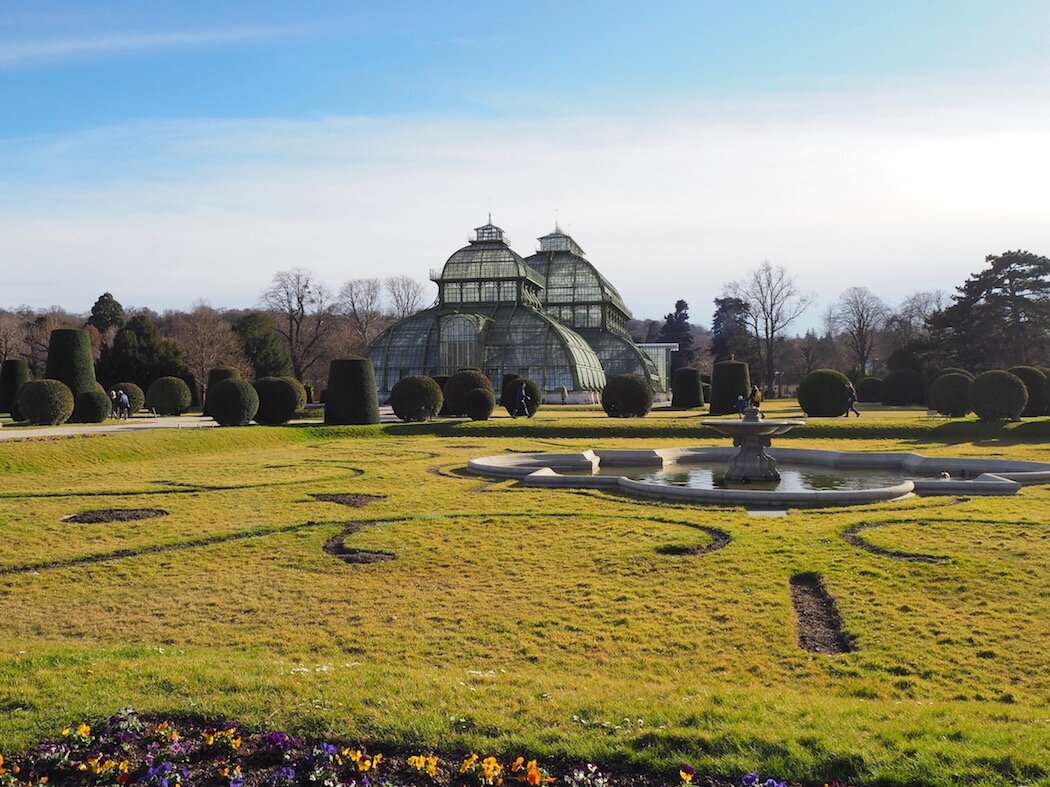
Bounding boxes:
[0,26,304,69]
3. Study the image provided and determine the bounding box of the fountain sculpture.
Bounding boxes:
[700,406,805,482]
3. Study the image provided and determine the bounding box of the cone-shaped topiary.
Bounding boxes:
[1006,366,1046,417]
[857,376,882,403]
[464,387,496,421]
[501,377,542,417]
[253,377,301,425]
[204,367,242,417]
[928,373,972,418]
[390,375,444,422]
[325,358,380,425]
[881,369,926,406]
[443,370,493,416]
[797,369,850,416]
[17,379,74,425]
[0,358,31,417]
[970,370,1028,421]
[115,382,144,416]
[75,388,113,423]
[146,376,192,415]
[671,367,704,409]
[601,374,653,418]
[45,328,99,422]
[709,360,751,415]
[208,378,259,426]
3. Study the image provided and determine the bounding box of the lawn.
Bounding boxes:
[0,405,1047,785]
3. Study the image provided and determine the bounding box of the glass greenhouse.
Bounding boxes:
[368,223,664,401]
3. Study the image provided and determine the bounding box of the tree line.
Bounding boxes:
[632,250,1049,394]
[0,272,429,399]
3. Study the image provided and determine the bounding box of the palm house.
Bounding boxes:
[367,222,664,402]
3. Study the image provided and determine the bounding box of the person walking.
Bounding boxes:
[117,389,130,420]
[513,379,531,418]
[109,390,118,418]
[845,381,860,417]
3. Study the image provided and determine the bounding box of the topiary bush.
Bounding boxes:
[389,375,444,422]
[499,374,520,405]
[146,376,192,416]
[601,374,653,418]
[281,377,308,414]
[886,347,922,372]
[671,367,704,409]
[443,370,493,416]
[936,367,974,380]
[709,360,751,415]
[431,375,451,416]
[115,382,144,416]
[1006,366,1046,417]
[253,377,300,425]
[1042,369,1050,416]
[464,387,496,421]
[501,376,542,417]
[970,370,1028,421]
[797,369,850,416]
[701,381,712,405]
[927,373,972,418]
[857,376,882,403]
[0,358,31,418]
[208,378,259,426]
[17,379,74,425]
[45,328,100,422]
[75,388,112,423]
[880,368,926,406]
[204,367,242,417]
[325,358,380,425]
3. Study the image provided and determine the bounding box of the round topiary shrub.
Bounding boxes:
[0,358,31,418]
[115,382,144,416]
[204,367,242,417]
[501,377,542,417]
[389,375,444,422]
[797,369,850,416]
[464,387,496,421]
[281,377,308,414]
[430,375,451,416]
[927,373,972,418]
[970,370,1028,421]
[1006,366,1046,417]
[75,388,112,423]
[499,374,520,405]
[601,374,653,418]
[881,368,926,406]
[857,376,882,403]
[146,376,192,416]
[207,378,259,426]
[709,360,751,415]
[671,367,704,409]
[325,358,380,425]
[253,377,300,425]
[443,370,493,416]
[17,379,74,425]
[936,367,974,380]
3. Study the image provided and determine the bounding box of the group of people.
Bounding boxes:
[109,389,131,420]
[733,381,861,417]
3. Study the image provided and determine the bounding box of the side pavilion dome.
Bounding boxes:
[368,223,607,400]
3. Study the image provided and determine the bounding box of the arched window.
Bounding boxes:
[440,316,478,371]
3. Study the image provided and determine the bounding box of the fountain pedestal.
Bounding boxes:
[701,407,805,484]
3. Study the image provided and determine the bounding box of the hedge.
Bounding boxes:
[709,360,750,415]
[45,329,99,422]
[17,379,74,425]
[253,377,301,425]
[389,376,444,422]
[204,367,242,417]
[146,376,192,416]
[671,367,704,409]
[881,368,925,406]
[857,376,882,403]
[325,359,380,425]
[0,358,30,417]
[601,374,653,418]
[501,377,542,417]
[464,387,496,421]
[1006,366,1046,417]
[282,377,308,414]
[76,388,112,423]
[115,382,145,416]
[208,379,260,426]
[927,373,972,418]
[797,369,850,416]
[443,370,493,416]
[969,370,1028,421]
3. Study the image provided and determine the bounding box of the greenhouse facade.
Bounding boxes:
[367,222,665,402]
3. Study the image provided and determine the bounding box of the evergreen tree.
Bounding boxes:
[658,300,695,371]
[97,313,184,388]
[86,292,126,334]
[233,311,293,379]
[710,296,753,362]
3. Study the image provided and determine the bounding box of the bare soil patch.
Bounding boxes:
[63,508,169,524]
[790,573,853,654]
[323,522,396,564]
[841,521,948,563]
[311,493,383,507]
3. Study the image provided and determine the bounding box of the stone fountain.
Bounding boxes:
[700,406,805,483]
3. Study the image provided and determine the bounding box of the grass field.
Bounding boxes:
[0,404,1048,785]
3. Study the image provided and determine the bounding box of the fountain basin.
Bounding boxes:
[467,447,1050,508]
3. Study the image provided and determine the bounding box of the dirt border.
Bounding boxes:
[62,508,169,524]
[790,573,853,654]
[840,521,948,563]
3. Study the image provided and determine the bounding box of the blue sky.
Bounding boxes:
[2,1,1049,327]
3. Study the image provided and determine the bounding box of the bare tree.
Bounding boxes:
[340,277,386,345]
[885,289,946,345]
[833,286,888,377]
[385,275,427,320]
[19,307,78,377]
[0,311,27,362]
[172,302,248,401]
[724,261,813,394]
[260,268,338,382]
